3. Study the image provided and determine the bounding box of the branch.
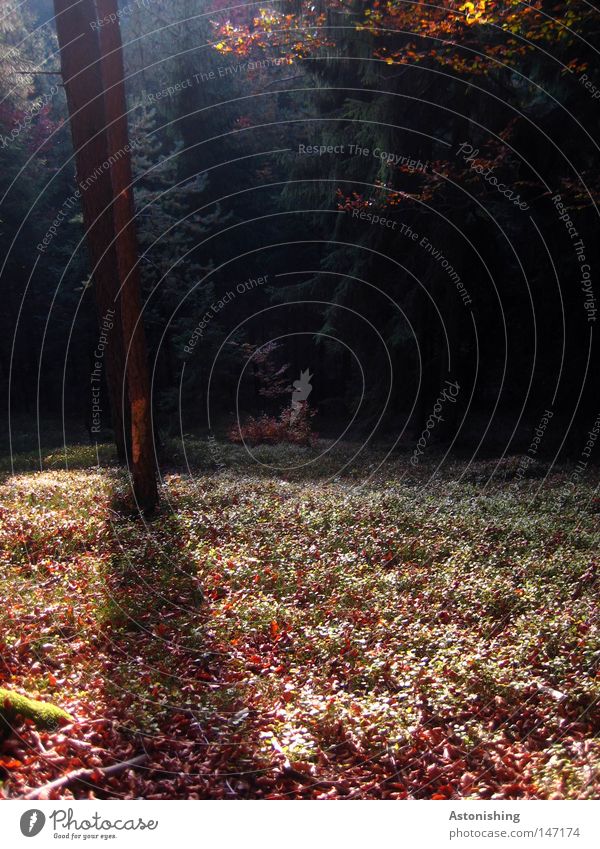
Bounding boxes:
[12,70,62,75]
[536,682,567,702]
[263,74,305,88]
[23,754,148,800]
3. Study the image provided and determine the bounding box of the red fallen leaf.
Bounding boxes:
[437,784,455,795]
[195,670,213,681]
[501,782,526,794]
[156,623,168,636]
[0,758,23,768]
[48,673,57,686]
[431,793,447,800]
[270,621,280,639]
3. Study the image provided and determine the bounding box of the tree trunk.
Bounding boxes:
[52,0,128,464]
[53,0,158,511]
[96,0,158,512]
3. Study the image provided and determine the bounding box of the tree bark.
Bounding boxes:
[52,0,158,511]
[52,0,128,463]
[96,0,158,511]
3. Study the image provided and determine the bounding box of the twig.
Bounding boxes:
[30,730,46,754]
[58,718,113,733]
[263,74,305,88]
[23,753,148,800]
[536,682,567,702]
[280,763,345,791]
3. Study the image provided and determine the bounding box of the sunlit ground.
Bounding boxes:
[0,442,598,799]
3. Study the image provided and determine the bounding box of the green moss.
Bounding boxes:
[0,687,72,729]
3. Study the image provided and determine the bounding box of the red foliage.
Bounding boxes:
[229,404,317,446]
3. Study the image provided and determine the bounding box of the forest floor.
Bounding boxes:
[0,440,598,799]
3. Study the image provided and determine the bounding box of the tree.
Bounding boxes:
[96,0,158,511]
[51,0,128,462]
[52,0,158,511]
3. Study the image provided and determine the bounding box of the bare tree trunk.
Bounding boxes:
[53,0,158,511]
[96,0,158,512]
[52,0,128,464]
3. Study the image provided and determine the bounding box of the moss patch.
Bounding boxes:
[0,687,72,729]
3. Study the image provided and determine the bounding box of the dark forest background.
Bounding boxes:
[1,0,598,461]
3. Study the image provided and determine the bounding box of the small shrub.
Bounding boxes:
[228,404,317,446]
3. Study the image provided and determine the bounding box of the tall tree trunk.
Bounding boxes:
[96,0,158,511]
[53,0,158,511]
[52,0,127,464]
